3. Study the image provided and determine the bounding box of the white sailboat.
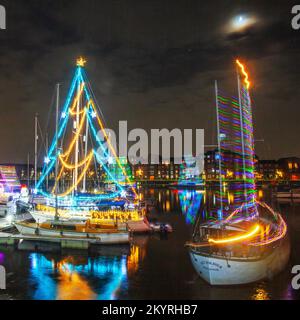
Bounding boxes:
[14,219,129,244]
[16,58,149,241]
[186,60,290,285]
[25,58,145,228]
[187,201,290,285]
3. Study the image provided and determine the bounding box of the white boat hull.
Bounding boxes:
[30,211,88,223]
[189,238,290,285]
[14,222,129,244]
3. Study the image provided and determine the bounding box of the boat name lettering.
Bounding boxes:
[201,261,222,269]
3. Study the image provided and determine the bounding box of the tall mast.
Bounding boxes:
[27,153,30,188]
[215,80,223,219]
[46,133,49,191]
[237,68,248,214]
[237,71,246,182]
[83,114,89,192]
[34,113,38,189]
[55,83,60,219]
[74,73,80,194]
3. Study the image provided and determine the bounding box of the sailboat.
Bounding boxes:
[15,58,147,240]
[186,60,290,285]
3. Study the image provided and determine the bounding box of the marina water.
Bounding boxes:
[0,188,299,300]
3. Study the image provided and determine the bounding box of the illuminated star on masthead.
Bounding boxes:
[76,57,87,67]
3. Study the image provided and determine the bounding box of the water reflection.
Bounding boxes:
[1,188,299,300]
[178,190,203,225]
[26,242,147,300]
[251,284,270,300]
[29,253,127,300]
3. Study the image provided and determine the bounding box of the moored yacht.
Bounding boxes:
[14,218,130,244]
[186,60,290,285]
[186,202,289,285]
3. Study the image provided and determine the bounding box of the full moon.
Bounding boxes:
[226,14,258,33]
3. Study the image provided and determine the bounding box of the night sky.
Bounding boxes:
[0,0,299,163]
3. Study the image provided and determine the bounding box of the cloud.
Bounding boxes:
[0,0,299,162]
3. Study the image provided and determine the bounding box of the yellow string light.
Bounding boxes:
[236,59,251,89]
[208,224,260,244]
[60,109,87,159]
[51,109,87,193]
[59,151,93,170]
[69,83,85,115]
[51,78,137,198]
[57,152,93,197]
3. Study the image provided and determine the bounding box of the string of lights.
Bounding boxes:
[35,60,136,201]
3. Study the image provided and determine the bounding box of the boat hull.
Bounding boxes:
[30,211,88,223]
[189,237,290,285]
[14,222,130,245]
[30,211,147,233]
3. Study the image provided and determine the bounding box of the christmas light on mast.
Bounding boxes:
[35,57,137,202]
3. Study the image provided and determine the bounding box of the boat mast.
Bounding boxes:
[74,76,80,194]
[34,113,38,189]
[215,80,223,219]
[27,153,30,188]
[83,113,89,192]
[55,83,60,220]
[46,133,49,191]
[236,69,248,213]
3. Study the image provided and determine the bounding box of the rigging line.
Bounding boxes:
[69,82,85,115]
[87,112,135,196]
[89,130,101,189]
[60,109,87,158]
[36,117,48,170]
[53,107,71,192]
[37,74,79,184]
[46,69,79,159]
[89,102,137,194]
[81,69,107,124]
[53,107,91,192]
[52,109,88,193]
[51,125,78,193]
[37,119,46,150]
[93,151,124,193]
[81,70,135,196]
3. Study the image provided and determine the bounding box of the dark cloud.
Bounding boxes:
[0,0,299,163]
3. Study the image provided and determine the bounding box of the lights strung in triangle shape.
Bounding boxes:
[35,58,137,201]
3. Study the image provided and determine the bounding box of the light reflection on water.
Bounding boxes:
[29,253,129,300]
[178,190,203,225]
[0,187,299,300]
[252,287,270,300]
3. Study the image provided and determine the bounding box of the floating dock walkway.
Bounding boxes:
[0,231,130,250]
